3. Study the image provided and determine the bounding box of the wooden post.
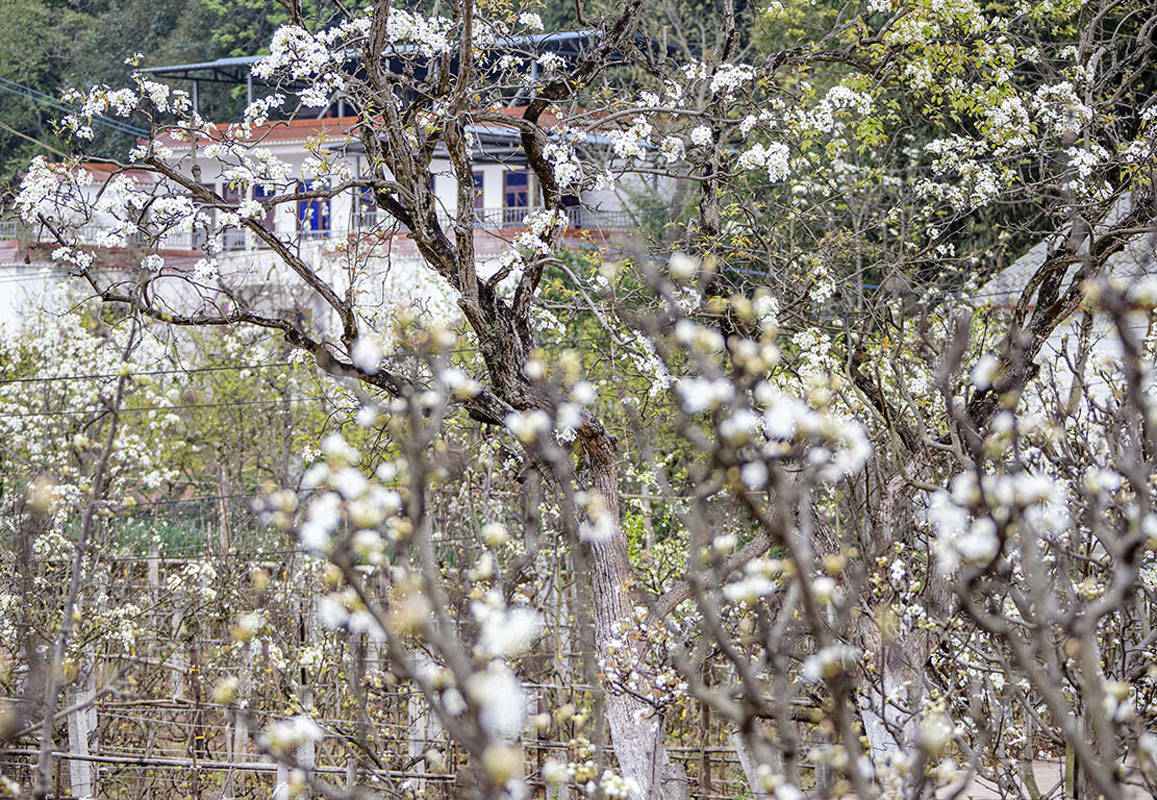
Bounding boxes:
[409,682,428,794]
[1065,740,1078,799]
[67,670,96,798]
[700,662,712,799]
[224,642,254,799]
[1020,712,1042,800]
[170,606,187,699]
[730,730,771,800]
[217,466,231,555]
[147,543,160,602]
[274,764,290,800]
[223,715,234,800]
[345,631,369,792]
[188,634,205,800]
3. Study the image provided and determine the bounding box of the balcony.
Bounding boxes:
[0,221,210,251]
[356,206,633,232]
[0,203,634,259]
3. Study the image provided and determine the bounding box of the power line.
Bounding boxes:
[0,395,332,419]
[0,77,149,138]
[0,361,296,385]
[0,81,145,139]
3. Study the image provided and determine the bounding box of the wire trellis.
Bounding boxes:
[0,501,777,800]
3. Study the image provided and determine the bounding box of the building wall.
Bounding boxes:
[1,121,646,330]
[0,263,65,332]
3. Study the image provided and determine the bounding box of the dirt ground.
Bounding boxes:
[938,759,1150,799]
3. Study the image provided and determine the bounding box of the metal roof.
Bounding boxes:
[334,122,620,164]
[139,55,264,84]
[138,30,610,84]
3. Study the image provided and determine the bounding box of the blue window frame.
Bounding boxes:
[297,180,330,236]
[253,184,276,229]
[504,171,528,209]
[473,172,485,208]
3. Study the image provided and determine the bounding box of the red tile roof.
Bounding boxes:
[153,116,361,148]
[153,106,577,148]
[80,162,156,183]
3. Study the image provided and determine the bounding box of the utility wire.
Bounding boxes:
[0,395,332,419]
[0,361,296,385]
[0,77,149,138]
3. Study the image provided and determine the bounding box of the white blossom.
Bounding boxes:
[736,141,791,182]
[689,125,714,147]
[351,335,386,374]
[475,599,544,658]
[465,662,529,738]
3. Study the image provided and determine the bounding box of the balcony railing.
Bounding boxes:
[0,204,635,257]
[356,206,633,232]
[221,229,249,251]
[0,221,210,251]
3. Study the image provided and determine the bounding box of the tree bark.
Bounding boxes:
[579,428,689,800]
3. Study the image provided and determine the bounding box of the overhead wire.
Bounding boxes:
[0,361,296,385]
[0,77,150,138]
[0,395,333,419]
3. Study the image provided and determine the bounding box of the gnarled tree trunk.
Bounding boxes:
[580,428,689,800]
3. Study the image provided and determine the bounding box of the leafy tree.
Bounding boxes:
[0,0,89,186]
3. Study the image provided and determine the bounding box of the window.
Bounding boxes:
[356,187,378,228]
[253,185,277,229]
[562,193,580,229]
[221,184,241,207]
[503,171,529,226]
[220,184,246,250]
[249,185,276,247]
[504,171,529,207]
[297,180,330,238]
[472,172,486,225]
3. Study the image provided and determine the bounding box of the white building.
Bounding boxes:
[974,194,1156,399]
[0,106,651,329]
[1,30,685,328]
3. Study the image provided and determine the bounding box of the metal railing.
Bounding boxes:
[357,206,633,232]
[220,230,248,251]
[0,221,211,251]
[0,205,635,255]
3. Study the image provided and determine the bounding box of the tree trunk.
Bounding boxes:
[730,730,772,800]
[858,638,922,761]
[579,430,688,800]
[856,474,933,765]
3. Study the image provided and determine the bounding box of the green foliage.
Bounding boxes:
[199,0,332,56]
[109,504,271,556]
[0,0,88,187]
